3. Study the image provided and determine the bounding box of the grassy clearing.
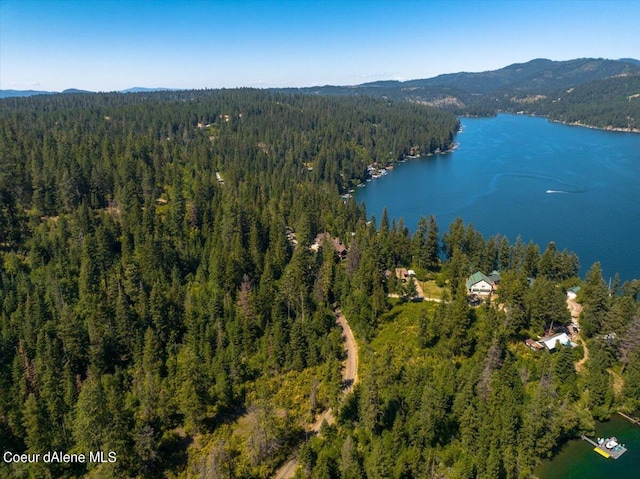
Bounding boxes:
[365,301,439,372]
[419,279,447,300]
[243,365,333,425]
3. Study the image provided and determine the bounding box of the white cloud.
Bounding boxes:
[360,72,403,80]
[6,81,41,88]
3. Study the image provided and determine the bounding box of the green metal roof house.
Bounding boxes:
[466,272,495,295]
[567,286,581,299]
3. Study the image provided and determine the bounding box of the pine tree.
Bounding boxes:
[425,214,440,270]
[581,262,610,337]
[411,216,429,270]
[74,374,109,453]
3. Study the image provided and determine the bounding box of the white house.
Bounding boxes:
[567,286,581,300]
[539,332,571,351]
[466,272,495,295]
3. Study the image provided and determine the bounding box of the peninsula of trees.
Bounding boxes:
[1,89,638,479]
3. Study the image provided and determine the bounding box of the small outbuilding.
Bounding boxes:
[525,338,544,351]
[488,270,501,285]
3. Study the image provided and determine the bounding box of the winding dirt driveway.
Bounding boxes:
[336,309,359,393]
[567,297,589,373]
[273,309,358,479]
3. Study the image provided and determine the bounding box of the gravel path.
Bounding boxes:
[272,309,358,478]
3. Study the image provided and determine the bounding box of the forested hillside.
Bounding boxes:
[288,58,640,131]
[0,90,457,478]
[514,73,640,130]
[1,90,638,479]
[5,58,639,131]
[300,225,640,479]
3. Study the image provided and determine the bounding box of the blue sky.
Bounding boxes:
[1,0,639,91]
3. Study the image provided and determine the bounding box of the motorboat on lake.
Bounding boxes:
[597,437,620,450]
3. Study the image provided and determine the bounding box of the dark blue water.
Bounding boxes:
[355,114,640,281]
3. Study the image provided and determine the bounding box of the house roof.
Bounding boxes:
[488,271,501,283]
[466,272,494,289]
[525,338,544,350]
[332,237,347,254]
[313,233,330,246]
[539,332,570,351]
[311,233,347,255]
[395,268,409,279]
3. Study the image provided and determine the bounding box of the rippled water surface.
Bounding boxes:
[355,114,640,281]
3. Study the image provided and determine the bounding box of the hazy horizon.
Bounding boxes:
[2,55,640,94]
[2,0,639,92]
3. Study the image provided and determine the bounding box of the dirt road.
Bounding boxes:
[273,458,298,479]
[272,309,358,479]
[567,297,582,320]
[336,309,358,393]
[567,297,589,373]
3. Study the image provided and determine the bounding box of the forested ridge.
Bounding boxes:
[1,90,639,479]
[515,73,640,131]
[4,58,639,131]
[288,58,640,131]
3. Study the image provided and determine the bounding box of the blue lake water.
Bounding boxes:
[355,114,640,281]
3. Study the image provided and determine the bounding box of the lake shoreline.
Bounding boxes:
[548,118,640,134]
[461,111,640,134]
[355,114,640,282]
[534,414,640,479]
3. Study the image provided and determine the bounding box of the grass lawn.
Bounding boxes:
[419,279,447,300]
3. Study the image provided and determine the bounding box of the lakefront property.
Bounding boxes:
[466,271,495,295]
[2,50,640,479]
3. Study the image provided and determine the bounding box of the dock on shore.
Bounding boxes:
[581,435,627,460]
[618,411,640,425]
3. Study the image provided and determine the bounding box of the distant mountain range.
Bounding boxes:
[287,57,639,103]
[120,87,174,94]
[0,89,53,98]
[3,58,639,131]
[0,87,173,98]
[3,58,638,100]
[282,57,640,130]
[619,58,640,67]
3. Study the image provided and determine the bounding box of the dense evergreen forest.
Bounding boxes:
[1,90,639,479]
[0,90,453,478]
[513,73,640,130]
[289,59,640,131]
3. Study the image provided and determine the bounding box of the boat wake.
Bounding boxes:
[447,173,587,214]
